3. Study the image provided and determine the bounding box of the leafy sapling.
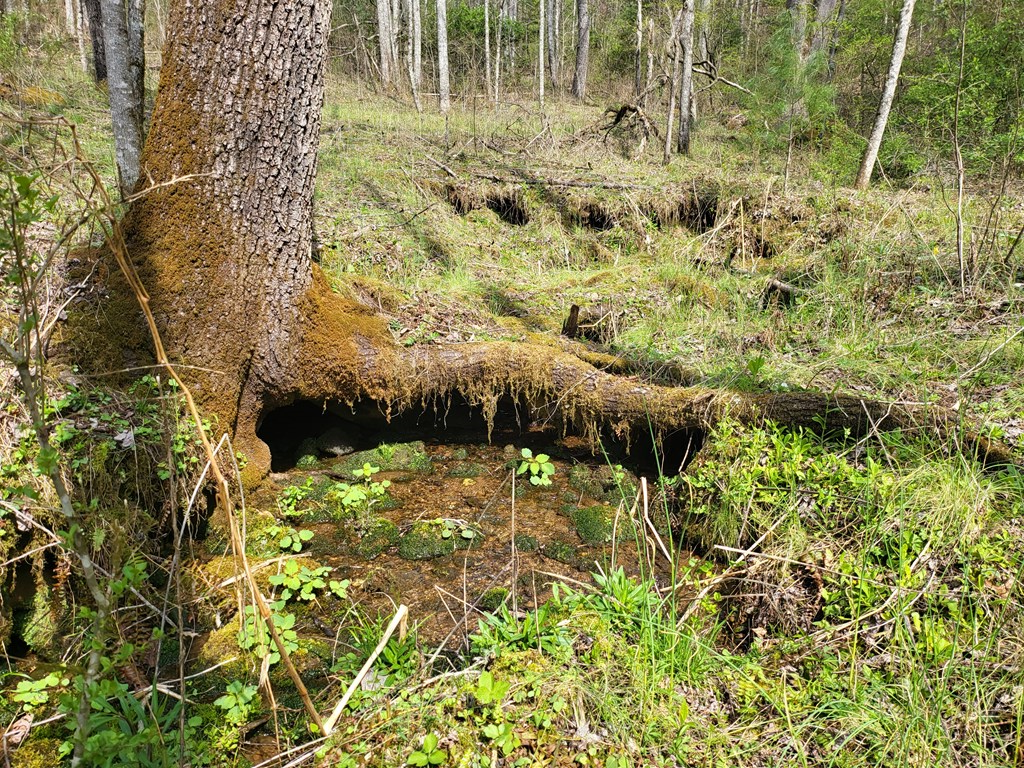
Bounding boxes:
[517,448,555,486]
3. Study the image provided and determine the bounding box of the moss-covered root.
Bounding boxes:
[261,284,1019,484]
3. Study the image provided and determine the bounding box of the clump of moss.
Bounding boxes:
[572,505,617,544]
[17,583,63,659]
[355,517,400,559]
[397,519,482,560]
[11,737,64,768]
[542,539,590,570]
[478,587,509,611]
[568,464,602,497]
[335,441,432,475]
[514,534,539,552]
[242,511,285,557]
[448,462,486,478]
[194,621,250,688]
[397,521,457,560]
[296,454,319,470]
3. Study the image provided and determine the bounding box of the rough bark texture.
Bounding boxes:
[82,0,106,82]
[855,0,915,189]
[571,0,589,99]
[126,0,144,117]
[125,0,333,474]
[100,0,144,195]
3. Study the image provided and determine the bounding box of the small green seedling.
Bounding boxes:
[214,680,259,726]
[269,559,332,601]
[517,448,555,486]
[474,671,510,706]
[407,733,447,766]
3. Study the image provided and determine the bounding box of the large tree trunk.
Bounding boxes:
[855,0,915,189]
[570,0,589,99]
[126,0,332,475]
[100,0,144,195]
[119,0,1013,487]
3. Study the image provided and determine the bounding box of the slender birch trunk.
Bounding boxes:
[547,0,560,87]
[376,0,394,84]
[663,9,682,164]
[855,0,915,189]
[437,0,450,113]
[484,0,492,98]
[412,0,422,90]
[405,0,421,110]
[74,0,88,72]
[539,0,545,108]
[633,0,642,99]
[570,0,589,99]
[677,0,696,154]
[494,0,504,102]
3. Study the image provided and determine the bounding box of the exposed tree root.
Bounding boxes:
[229,273,1019,481]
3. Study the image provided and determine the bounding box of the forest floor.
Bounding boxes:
[2,59,1024,768]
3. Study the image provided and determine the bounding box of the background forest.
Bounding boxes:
[1,0,1023,766]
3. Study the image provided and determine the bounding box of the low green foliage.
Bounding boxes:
[517,447,556,486]
[407,732,447,766]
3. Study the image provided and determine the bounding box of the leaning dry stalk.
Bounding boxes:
[59,118,327,735]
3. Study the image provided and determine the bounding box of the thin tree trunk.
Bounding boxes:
[788,0,808,61]
[82,0,106,82]
[100,0,144,195]
[570,0,589,99]
[484,0,492,98]
[539,0,545,108]
[390,0,401,76]
[437,0,450,113]
[63,0,75,33]
[74,0,88,72]
[126,0,144,121]
[826,0,844,80]
[494,0,504,103]
[664,10,682,164]
[677,0,696,154]
[405,0,421,110]
[693,0,710,121]
[376,0,394,84]
[809,0,837,59]
[547,0,559,87]
[855,0,915,189]
[412,0,422,90]
[642,19,653,107]
[633,0,642,99]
